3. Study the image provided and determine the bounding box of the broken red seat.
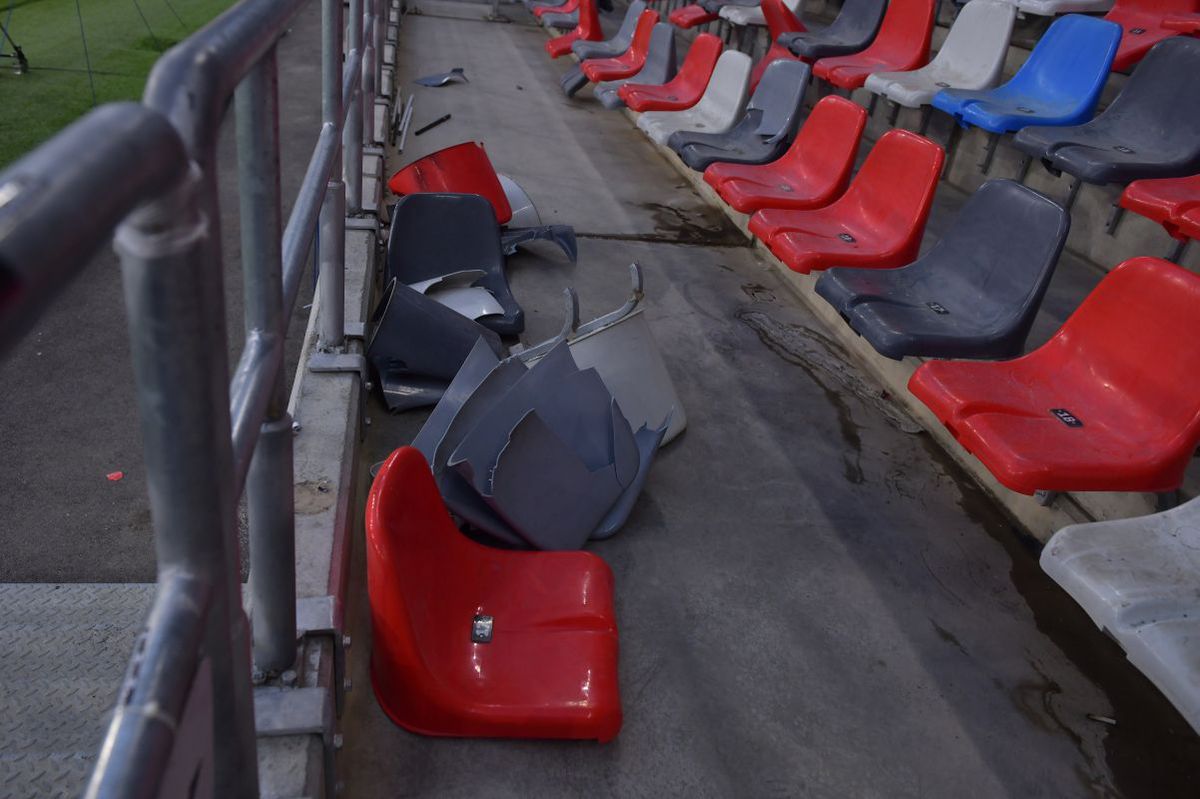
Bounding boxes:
[748,129,943,274]
[387,141,513,225]
[813,0,936,90]
[620,32,723,111]
[546,0,603,57]
[581,9,659,81]
[704,95,866,213]
[1104,0,1200,72]
[1120,173,1200,238]
[909,258,1200,495]
[534,0,577,18]
[367,447,622,741]
[669,3,719,27]
[750,0,808,90]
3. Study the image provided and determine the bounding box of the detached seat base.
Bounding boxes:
[367,447,622,741]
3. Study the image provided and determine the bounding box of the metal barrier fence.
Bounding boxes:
[0,0,389,794]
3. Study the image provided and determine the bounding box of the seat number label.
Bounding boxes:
[1050,408,1083,427]
[926,301,949,314]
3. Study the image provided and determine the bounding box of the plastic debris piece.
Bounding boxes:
[414,67,468,86]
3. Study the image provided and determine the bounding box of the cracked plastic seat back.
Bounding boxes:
[931,15,1121,134]
[749,0,808,89]
[1012,37,1200,185]
[864,0,1015,108]
[1120,173,1200,237]
[909,257,1200,495]
[636,49,753,145]
[366,447,622,740]
[581,10,659,82]
[778,0,887,62]
[620,33,723,112]
[386,193,524,335]
[669,60,811,171]
[1041,499,1200,735]
[704,94,867,213]
[594,23,678,109]
[815,180,1070,360]
[749,129,944,274]
[572,0,646,60]
[1104,0,1200,71]
[813,0,936,90]
[387,141,513,224]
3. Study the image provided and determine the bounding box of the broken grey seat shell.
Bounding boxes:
[1011,37,1200,186]
[778,0,886,60]
[365,279,506,412]
[386,192,524,335]
[593,22,678,109]
[814,180,1070,361]
[668,60,811,171]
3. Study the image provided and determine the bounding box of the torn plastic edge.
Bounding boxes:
[514,263,643,363]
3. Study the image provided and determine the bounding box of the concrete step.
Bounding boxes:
[0,583,153,799]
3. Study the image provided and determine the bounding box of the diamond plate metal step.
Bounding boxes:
[0,583,154,799]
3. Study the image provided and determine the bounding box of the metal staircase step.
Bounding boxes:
[0,583,154,799]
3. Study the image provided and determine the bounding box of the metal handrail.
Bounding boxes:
[0,0,388,794]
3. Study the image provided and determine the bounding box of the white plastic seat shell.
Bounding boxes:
[636,50,753,145]
[1040,498,1200,735]
[719,0,802,28]
[864,0,1016,108]
[1015,0,1113,14]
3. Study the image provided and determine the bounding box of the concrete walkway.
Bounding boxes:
[340,3,1200,796]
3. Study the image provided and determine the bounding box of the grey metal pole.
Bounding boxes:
[114,165,260,799]
[320,0,347,349]
[362,2,377,149]
[345,0,364,212]
[235,48,297,676]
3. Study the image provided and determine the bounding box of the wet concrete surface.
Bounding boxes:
[339,4,1200,795]
[0,4,322,582]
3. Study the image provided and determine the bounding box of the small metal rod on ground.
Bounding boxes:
[413,113,450,136]
[396,95,415,151]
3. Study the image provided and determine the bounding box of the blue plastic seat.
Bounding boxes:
[931,15,1122,134]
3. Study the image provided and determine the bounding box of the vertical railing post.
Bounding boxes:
[319,0,347,349]
[114,165,260,798]
[344,0,364,213]
[361,0,377,151]
[235,47,297,676]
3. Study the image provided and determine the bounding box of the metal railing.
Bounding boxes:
[0,0,391,794]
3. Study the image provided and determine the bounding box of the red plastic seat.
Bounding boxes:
[1163,10,1200,31]
[533,0,577,18]
[748,129,943,274]
[750,0,808,90]
[812,0,935,90]
[909,258,1200,495]
[581,10,659,81]
[619,33,723,111]
[703,95,867,213]
[1120,173,1200,238]
[367,447,622,740]
[387,141,513,225]
[546,0,603,57]
[668,3,718,27]
[1104,0,1200,71]
[1179,205,1200,239]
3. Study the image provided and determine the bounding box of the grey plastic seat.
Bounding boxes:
[541,8,579,29]
[637,49,753,145]
[573,0,646,59]
[1015,0,1113,15]
[668,60,810,171]
[593,23,678,109]
[1041,497,1200,735]
[778,0,887,60]
[815,180,1070,360]
[864,0,1016,109]
[719,0,803,28]
[366,279,506,412]
[1012,37,1200,186]
[386,193,524,336]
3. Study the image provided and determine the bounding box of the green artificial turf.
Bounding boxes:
[0,0,235,167]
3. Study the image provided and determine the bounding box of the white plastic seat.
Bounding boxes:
[719,0,802,28]
[1041,498,1200,735]
[864,0,1016,108]
[1015,0,1113,14]
[636,50,753,145]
